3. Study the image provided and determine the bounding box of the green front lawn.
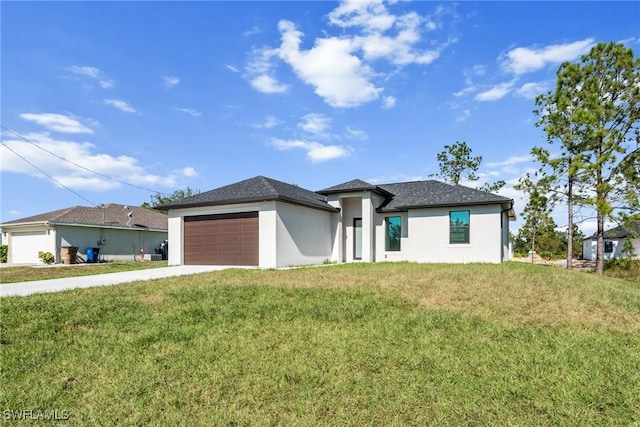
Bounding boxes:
[1,262,639,425]
[0,261,168,284]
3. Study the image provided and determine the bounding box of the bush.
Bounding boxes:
[38,251,55,264]
[604,258,640,284]
[0,245,7,263]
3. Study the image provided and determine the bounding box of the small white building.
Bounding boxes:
[583,221,640,261]
[161,176,516,268]
[0,204,168,264]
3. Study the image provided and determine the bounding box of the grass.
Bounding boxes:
[1,262,639,425]
[0,261,168,284]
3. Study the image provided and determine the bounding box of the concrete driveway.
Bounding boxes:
[0,265,236,297]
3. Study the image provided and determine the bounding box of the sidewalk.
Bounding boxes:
[0,265,236,297]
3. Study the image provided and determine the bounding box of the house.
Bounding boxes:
[583,220,640,260]
[160,176,515,268]
[0,204,168,264]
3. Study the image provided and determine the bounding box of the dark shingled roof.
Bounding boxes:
[585,221,640,240]
[318,179,394,198]
[159,176,339,212]
[376,180,513,212]
[320,178,513,213]
[0,204,168,230]
[160,176,515,216]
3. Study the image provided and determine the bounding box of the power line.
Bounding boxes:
[1,125,167,196]
[1,140,100,207]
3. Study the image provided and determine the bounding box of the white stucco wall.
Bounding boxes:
[274,202,333,267]
[375,204,504,264]
[583,238,640,260]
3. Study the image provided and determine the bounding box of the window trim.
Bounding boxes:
[449,210,470,245]
[385,216,401,251]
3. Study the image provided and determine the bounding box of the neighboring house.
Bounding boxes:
[160,176,516,268]
[0,204,168,264]
[583,220,640,261]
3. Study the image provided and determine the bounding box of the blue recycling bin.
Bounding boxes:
[86,247,100,263]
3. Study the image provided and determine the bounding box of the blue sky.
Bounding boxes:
[1,1,639,235]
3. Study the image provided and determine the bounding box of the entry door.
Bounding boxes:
[354,218,362,260]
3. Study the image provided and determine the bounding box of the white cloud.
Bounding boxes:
[163,76,180,88]
[67,65,113,89]
[176,108,203,117]
[0,133,188,191]
[68,65,100,77]
[20,113,93,134]
[226,65,239,73]
[486,155,532,168]
[99,79,114,89]
[251,75,289,94]
[252,115,282,129]
[269,138,352,163]
[475,81,515,101]
[246,47,289,94]
[278,20,382,108]
[328,0,396,32]
[243,25,260,37]
[298,113,332,136]
[502,38,595,75]
[455,108,470,123]
[104,99,137,113]
[344,126,368,140]
[245,1,453,108]
[181,167,197,177]
[515,81,549,99]
[382,96,396,109]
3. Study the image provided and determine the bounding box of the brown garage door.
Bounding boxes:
[184,212,259,266]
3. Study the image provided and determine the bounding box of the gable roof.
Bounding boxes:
[585,220,640,240]
[0,204,168,230]
[158,176,339,212]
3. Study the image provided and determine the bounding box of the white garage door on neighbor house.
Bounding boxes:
[10,231,47,264]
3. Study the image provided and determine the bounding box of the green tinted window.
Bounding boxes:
[385,216,401,251]
[450,211,470,244]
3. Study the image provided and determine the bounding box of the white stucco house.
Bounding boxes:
[583,221,640,261]
[0,204,168,264]
[160,176,516,268]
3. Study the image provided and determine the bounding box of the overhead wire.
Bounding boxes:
[1,139,100,207]
[0,125,168,196]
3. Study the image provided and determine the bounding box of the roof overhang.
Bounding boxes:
[50,221,168,232]
[378,200,517,221]
[163,195,339,213]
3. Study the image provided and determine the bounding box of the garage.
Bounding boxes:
[184,212,259,266]
[10,230,48,264]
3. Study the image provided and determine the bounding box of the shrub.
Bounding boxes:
[0,245,7,263]
[38,251,55,264]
